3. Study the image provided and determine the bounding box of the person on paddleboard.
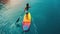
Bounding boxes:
[24,3,30,19]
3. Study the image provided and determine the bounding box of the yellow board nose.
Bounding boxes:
[23,12,31,22]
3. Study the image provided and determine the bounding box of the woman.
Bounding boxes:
[24,3,30,19]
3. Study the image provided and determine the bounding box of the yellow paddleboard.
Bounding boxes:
[22,12,31,32]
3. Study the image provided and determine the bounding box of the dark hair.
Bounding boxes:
[26,3,29,6]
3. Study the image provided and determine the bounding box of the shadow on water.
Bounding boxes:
[15,17,21,27]
[15,16,23,27]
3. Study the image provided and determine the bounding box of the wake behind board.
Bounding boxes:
[22,12,31,32]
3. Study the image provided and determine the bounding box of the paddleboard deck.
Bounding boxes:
[22,12,31,32]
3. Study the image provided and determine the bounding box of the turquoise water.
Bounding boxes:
[0,0,60,34]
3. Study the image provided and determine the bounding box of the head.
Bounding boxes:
[26,3,29,6]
